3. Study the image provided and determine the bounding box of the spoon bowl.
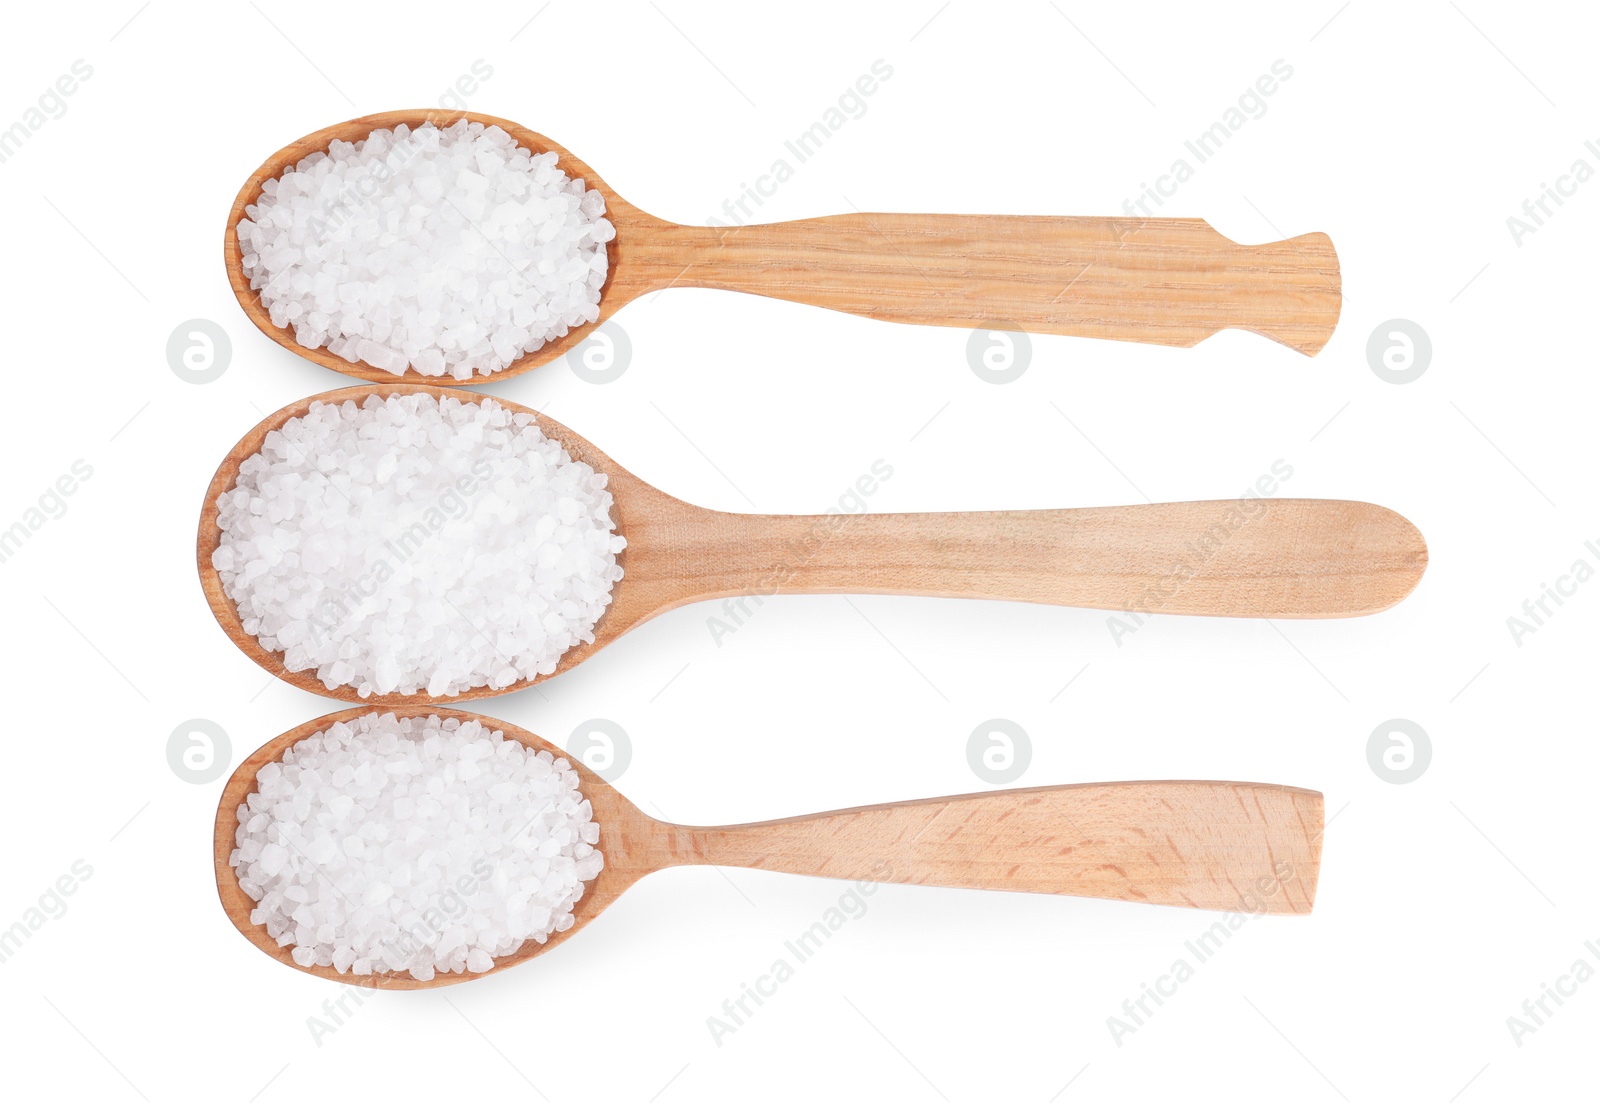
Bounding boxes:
[215,706,1325,989]
[198,384,1428,705]
[225,110,643,384]
[225,110,1344,386]
[197,384,638,705]
[214,707,637,988]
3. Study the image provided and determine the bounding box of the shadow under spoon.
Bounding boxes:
[225,109,1344,385]
[215,705,1325,989]
[197,384,1428,706]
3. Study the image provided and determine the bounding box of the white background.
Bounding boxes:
[1,1,1594,1101]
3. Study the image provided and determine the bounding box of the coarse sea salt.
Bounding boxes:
[212,392,626,697]
[230,713,604,980]
[237,119,615,380]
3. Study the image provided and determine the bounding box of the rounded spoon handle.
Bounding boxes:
[632,215,1340,355]
[657,781,1321,914]
[631,498,1425,620]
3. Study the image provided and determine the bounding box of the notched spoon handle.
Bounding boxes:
[635,215,1340,355]
[660,781,1322,914]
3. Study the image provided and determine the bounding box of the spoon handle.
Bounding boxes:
[665,781,1321,913]
[641,215,1339,355]
[649,498,1424,619]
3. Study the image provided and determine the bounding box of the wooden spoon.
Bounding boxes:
[197,384,1427,705]
[215,705,1324,989]
[225,109,1342,385]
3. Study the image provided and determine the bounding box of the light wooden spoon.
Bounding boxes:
[225,109,1342,385]
[215,706,1324,989]
[197,384,1427,705]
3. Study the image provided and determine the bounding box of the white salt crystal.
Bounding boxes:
[258,842,288,877]
[238,121,611,378]
[213,392,624,697]
[229,713,603,979]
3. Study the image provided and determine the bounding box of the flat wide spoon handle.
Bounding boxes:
[662,781,1321,913]
[645,498,1425,619]
[637,215,1339,355]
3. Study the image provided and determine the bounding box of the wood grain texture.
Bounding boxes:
[672,782,1322,913]
[215,706,1323,988]
[638,214,1341,355]
[197,385,1427,705]
[213,707,661,991]
[224,109,1342,386]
